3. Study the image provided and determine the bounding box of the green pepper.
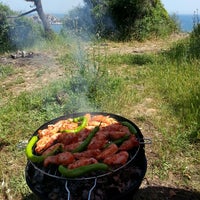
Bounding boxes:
[25,136,63,163]
[25,136,44,163]
[121,121,137,135]
[72,124,100,153]
[112,134,130,145]
[63,116,88,134]
[73,116,84,123]
[58,163,109,178]
[104,134,130,148]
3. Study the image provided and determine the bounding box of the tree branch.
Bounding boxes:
[7,8,37,18]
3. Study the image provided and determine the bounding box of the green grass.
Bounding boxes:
[145,57,200,184]
[152,61,199,127]
[0,32,200,199]
[0,64,15,78]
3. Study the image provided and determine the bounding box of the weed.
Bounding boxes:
[0,64,15,78]
[0,29,200,199]
[106,53,155,66]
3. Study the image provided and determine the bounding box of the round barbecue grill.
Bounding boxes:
[25,112,150,200]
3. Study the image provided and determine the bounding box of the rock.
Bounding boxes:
[29,14,62,25]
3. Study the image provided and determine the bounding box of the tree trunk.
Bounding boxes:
[34,0,51,33]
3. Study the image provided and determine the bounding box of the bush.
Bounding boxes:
[8,17,43,50]
[61,7,93,41]
[64,0,179,41]
[0,4,13,52]
[0,3,43,53]
[131,2,179,41]
[189,23,200,59]
[164,20,200,62]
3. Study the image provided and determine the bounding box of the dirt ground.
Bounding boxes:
[0,33,188,97]
[1,33,200,200]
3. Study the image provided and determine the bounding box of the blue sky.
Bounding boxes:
[0,0,84,13]
[162,0,200,14]
[0,0,199,14]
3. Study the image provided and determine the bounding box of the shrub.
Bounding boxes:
[0,3,43,53]
[189,23,200,59]
[8,16,43,50]
[64,0,179,41]
[0,4,13,52]
[132,2,179,41]
[164,19,200,62]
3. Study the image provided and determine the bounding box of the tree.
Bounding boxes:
[80,0,179,40]
[0,3,43,52]
[7,0,55,38]
[24,0,52,35]
[0,3,13,52]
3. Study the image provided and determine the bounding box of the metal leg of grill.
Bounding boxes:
[88,178,97,200]
[65,181,71,200]
[65,178,97,200]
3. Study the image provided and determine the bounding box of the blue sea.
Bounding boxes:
[51,14,195,33]
[176,14,196,32]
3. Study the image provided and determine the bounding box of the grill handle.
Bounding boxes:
[65,178,97,200]
[138,138,152,144]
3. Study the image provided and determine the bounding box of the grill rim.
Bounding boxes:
[27,112,145,181]
[25,148,147,200]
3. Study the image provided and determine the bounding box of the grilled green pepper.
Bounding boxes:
[25,136,44,163]
[112,134,130,145]
[58,163,109,178]
[121,121,137,135]
[25,136,63,163]
[104,134,130,148]
[63,116,87,134]
[72,124,100,153]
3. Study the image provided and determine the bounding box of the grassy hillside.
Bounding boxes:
[0,31,199,199]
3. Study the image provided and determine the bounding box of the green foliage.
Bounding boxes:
[106,54,155,66]
[132,2,179,41]
[151,60,200,143]
[189,23,200,59]
[0,64,15,78]
[0,3,43,53]
[164,19,200,62]
[99,25,200,144]
[65,55,125,111]
[164,38,190,62]
[0,31,200,199]
[150,28,200,142]
[62,6,95,39]
[8,17,43,50]
[44,29,57,41]
[78,0,179,41]
[0,4,13,52]
[62,2,114,40]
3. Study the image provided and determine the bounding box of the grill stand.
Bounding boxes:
[25,112,149,200]
[25,148,147,200]
[65,178,97,200]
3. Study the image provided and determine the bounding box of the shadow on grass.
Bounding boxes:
[22,186,200,200]
[133,186,200,200]
[22,193,39,200]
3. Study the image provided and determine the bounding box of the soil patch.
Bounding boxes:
[1,33,198,200]
[0,51,65,97]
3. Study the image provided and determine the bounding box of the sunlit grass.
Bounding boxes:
[0,32,200,199]
[0,64,15,79]
[148,58,200,139]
